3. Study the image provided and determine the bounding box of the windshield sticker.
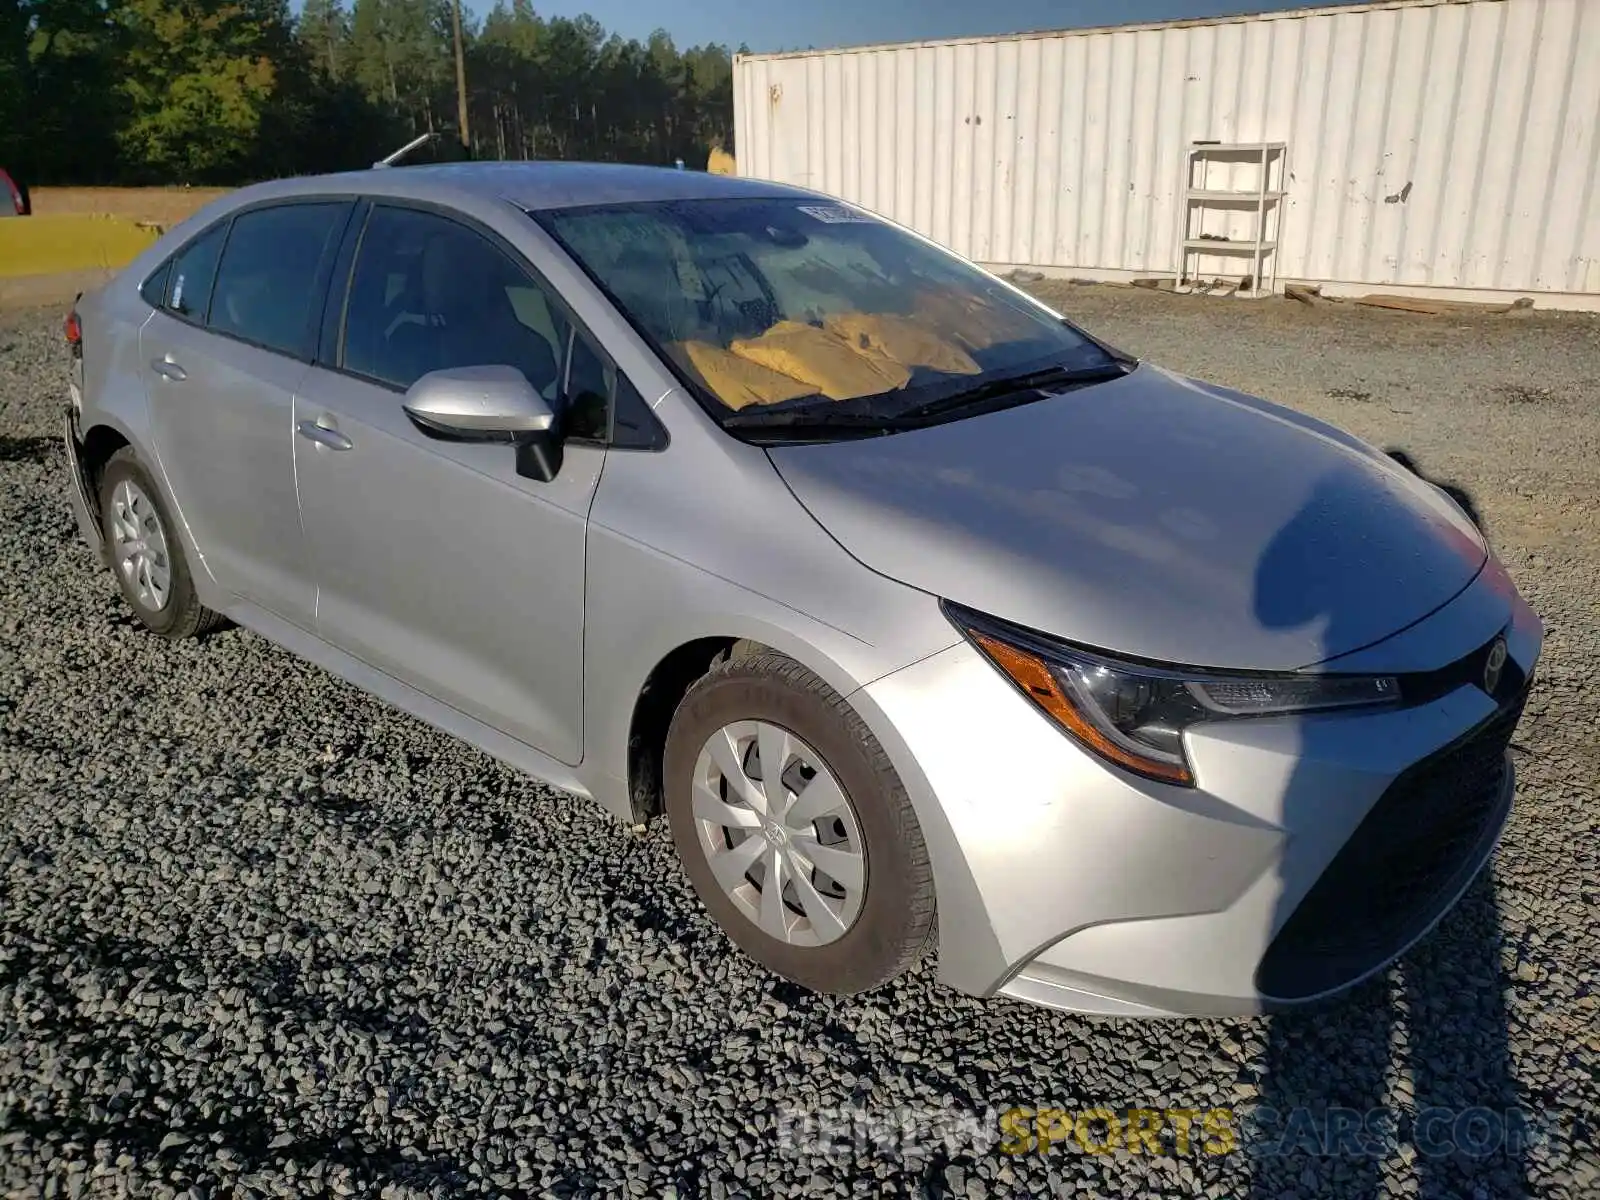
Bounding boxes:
[797,204,874,224]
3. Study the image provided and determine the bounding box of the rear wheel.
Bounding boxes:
[663,650,936,994]
[99,448,223,639]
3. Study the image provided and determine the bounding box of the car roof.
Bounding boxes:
[227,161,820,213]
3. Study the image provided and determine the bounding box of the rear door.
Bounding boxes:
[140,200,354,626]
[292,202,610,765]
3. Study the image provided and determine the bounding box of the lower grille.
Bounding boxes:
[1256,688,1528,1001]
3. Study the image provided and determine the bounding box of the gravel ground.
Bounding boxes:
[2,289,1597,1199]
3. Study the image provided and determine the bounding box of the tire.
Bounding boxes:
[663,649,936,995]
[98,448,224,639]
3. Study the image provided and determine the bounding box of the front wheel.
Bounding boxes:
[663,650,936,995]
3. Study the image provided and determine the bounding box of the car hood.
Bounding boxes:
[767,364,1487,670]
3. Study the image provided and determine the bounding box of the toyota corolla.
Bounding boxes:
[62,163,1540,1015]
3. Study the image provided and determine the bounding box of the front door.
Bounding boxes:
[293,203,610,766]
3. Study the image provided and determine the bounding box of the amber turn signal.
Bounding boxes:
[971,632,1195,786]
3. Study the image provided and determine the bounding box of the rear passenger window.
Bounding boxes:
[209,203,348,359]
[165,223,226,322]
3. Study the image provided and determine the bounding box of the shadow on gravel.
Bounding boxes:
[1248,456,1527,1199]
[0,434,53,462]
[1250,876,1527,1199]
[0,917,474,1190]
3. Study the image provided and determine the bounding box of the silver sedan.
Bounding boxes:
[62,163,1540,1016]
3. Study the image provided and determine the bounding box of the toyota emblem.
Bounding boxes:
[1483,637,1508,695]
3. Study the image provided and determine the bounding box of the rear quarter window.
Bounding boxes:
[165,223,226,323]
[140,260,172,309]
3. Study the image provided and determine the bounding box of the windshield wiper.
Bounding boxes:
[721,407,904,431]
[721,358,1133,434]
[891,361,1130,421]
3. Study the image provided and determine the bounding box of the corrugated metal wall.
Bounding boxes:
[733,0,1600,300]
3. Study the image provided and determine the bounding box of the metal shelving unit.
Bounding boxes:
[1175,142,1287,297]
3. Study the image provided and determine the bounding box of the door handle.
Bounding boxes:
[296,419,353,452]
[149,357,187,382]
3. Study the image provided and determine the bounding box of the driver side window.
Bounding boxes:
[341,204,609,440]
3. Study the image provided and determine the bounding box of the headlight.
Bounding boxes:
[946,603,1399,786]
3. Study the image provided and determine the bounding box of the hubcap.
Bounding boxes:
[691,720,866,947]
[109,479,171,612]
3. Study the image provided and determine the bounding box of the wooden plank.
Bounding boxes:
[1436,298,1517,315]
[1355,293,1518,316]
[1355,294,1452,314]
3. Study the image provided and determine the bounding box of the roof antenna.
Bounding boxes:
[374,131,439,169]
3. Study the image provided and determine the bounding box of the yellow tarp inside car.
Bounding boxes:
[730,320,912,400]
[823,312,981,376]
[674,340,818,409]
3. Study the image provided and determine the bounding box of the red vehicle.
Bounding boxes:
[0,168,28,216]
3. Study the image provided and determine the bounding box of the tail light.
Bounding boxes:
[65,305,83,359]
[0,170,21,216]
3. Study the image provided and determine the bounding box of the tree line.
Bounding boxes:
[0,0,739,187]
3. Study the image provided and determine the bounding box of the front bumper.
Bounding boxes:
[857,566,1542,1017]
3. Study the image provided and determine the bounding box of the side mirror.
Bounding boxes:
[402,365,564,481]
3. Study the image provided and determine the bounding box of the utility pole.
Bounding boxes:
[451,0,471,154]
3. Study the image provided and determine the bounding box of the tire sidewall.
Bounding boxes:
[664,664,923,995]
[98,452,193,636]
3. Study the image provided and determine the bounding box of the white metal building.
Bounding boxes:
[733,0,1600,308]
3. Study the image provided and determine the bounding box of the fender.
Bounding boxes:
[74,411,228,613]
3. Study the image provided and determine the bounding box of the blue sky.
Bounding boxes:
[510,0,1366,52]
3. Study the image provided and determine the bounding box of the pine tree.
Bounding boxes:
[298,0,347,80]
[10,0,736,185]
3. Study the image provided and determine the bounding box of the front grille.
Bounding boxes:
[1256,687,1528,1001]
[1397,628,1527,707]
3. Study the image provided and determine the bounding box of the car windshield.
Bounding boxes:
[534,197,1116,420]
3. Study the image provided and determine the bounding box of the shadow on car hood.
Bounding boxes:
[767,365,1487,671]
